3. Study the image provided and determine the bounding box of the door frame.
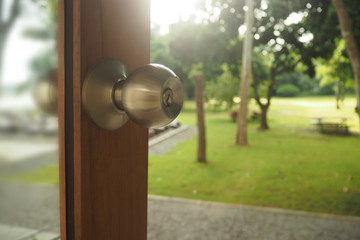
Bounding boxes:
[58,1,150,239]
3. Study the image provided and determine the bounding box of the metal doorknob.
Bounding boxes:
[82,59,184,130]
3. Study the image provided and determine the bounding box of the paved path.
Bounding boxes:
[148,195,360,240]
[0,151,58,175]
[149,126,197,155]
[0,133,58,175]
[1,182,359,240]
[0,182,60,232]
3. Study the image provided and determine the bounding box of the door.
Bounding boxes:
[58,0,150,239]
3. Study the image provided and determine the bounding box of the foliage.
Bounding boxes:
[150,27,195,98]
[275,72,314,95]
[314,38,354,107]
[199,0,342,75]
[205,63,240,108]
[315,39,353,89]
[197,0,341,129]
[276,83,300,97]
[163,14,244,98]
[250,51,269,95]
[317,83,335,95]
[150,0,354,102]
[151,25,176,67]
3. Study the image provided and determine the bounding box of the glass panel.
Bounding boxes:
[0,1,59,239]
[148,0,360,239]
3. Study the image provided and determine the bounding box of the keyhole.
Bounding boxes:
[162,88,173,107]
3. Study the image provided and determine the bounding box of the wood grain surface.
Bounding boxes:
[58,0,150,239]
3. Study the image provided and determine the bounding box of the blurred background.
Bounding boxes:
[0,0,59,239]
[1,0,359,239]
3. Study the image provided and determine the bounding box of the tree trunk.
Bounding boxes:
[333,0,360,120]
[335,81,340,109]
[0,0,21,96]
[195,75,207,163]
[235,0,254,146]
[340,81,345,107]
[0,37,5,96]
[260,105,269,130]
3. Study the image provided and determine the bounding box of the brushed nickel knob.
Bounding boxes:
[82,59,184,130]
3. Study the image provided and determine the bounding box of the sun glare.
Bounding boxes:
[284,12,305,25]
[151,0,197,34]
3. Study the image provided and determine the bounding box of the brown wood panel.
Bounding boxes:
[57,0,67,239]
[59,0,150,239]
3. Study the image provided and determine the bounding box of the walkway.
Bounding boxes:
[1,184,359,240]
[1,127,360,239]
[148,195,360,240]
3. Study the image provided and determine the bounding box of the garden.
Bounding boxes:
[12,96,360,216]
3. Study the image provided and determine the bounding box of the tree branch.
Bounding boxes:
[251,64,264,107]
[8,0,20,28]
[0,0,20,33]
[266,68,276,107]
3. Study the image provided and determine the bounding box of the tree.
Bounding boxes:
[315,39,353,109]
[274,72,314,95]
[236,0,254,145]
[150,25,192,98]
[332,0,360,119]
[195,74,207,163]
[16,0,58,94]
[206,0,342,129]
[0,0,20,96]
[167,17,242,98]
[205,63,240,108]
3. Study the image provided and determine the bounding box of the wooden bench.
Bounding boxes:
[310,117,349,135]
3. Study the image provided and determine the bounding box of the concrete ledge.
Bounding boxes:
[148,194,360,222]
[149,125,190,147]
[0,223,59,240]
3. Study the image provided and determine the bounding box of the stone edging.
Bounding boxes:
[148,125,190,147]
[148,194,360,222]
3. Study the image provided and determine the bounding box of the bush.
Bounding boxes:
[276,84,300,97]
[317,83,335,95]
[230,111,238,122]
[275,72,314,95]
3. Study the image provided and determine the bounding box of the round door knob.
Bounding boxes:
[82,59,184,130]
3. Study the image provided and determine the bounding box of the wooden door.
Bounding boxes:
[58,0,150,239]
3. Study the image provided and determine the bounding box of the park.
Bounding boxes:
[0,0,360,239]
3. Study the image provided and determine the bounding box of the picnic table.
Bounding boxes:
[310,117,349,135]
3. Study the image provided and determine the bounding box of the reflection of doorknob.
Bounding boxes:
[33,71,58,115]
[82,59,184,130]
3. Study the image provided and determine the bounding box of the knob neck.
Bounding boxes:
[113,80,126,111]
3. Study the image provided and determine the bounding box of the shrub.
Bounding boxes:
[275,72,314,95]
[276,84,300,97]
[230,111,238,122]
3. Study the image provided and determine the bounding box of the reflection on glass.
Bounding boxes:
[0,1,59,239]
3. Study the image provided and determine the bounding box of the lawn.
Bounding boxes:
[150,96,360,216]
[8,96,360,216]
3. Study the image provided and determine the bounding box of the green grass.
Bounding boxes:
[149,96,360,216]
[6,96,360,216]
[1,164,59,185]
[18,164,59,185]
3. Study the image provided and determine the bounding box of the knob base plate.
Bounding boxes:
[82,59,129,130]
